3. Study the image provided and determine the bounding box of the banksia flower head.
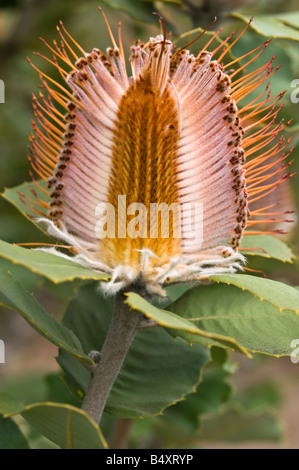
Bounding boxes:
[25,10,294,296]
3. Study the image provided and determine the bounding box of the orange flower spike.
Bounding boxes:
[25,12,294,296]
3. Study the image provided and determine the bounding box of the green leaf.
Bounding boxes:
[153,282,196,309]
[0,257,40,290]
[0,394,24,416]
[236,382,281,415]
[2,180,49,234]
[162,369,233,432]
[44,374,81,406]
[0,415,30,449]
[0,397,107,449]
[125,291,251,356]
[194,369,233,416]
[169,282,299,357]
[240,234,296,262]
[0,268,92,366]
[210,346,229,367]
[0,257,82,304]
[0,375,48,406]
[208,273,299,313]
[57,282,211,418]
[0,372,79,408]
[200,381,282,442]
[231,12,299,41]
[143,379,282,447]
[0,239,109,283]
[21,403,107,449]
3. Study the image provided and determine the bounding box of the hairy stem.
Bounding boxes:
[82,286,151,424]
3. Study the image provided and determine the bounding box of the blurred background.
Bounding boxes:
[0,0,299,448]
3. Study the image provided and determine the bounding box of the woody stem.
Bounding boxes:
[82,286,150,425]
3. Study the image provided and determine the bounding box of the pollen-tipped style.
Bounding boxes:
[25,10,294,295]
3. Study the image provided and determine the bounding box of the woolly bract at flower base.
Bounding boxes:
[25,10,294,296]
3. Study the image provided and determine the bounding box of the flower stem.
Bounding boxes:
[82,286,150,425]
[109,418,133,449]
